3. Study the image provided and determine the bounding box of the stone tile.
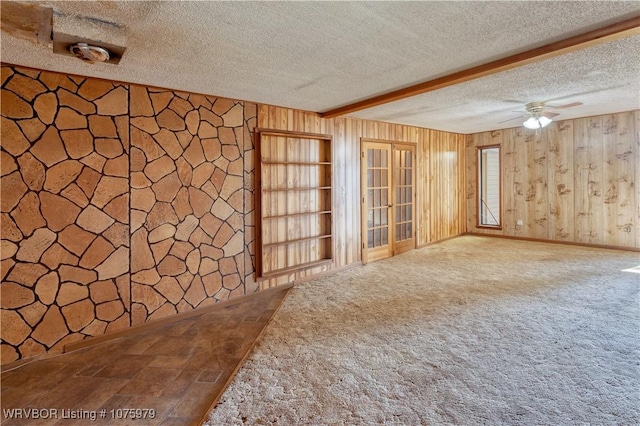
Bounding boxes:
[79,153,107,174]
[157,109,185,131]
[131,228,155,273]
[168,97,193,118]
[56,282,89,306]
[1,89,33,118]
[95,247,129,280]
[1,117,31,157]
[146,202,179,229]
[90,176,128,208]
[154,129,183,159]
[103,193,129,224]
[148,223,176,243]
[30,305,68,347]
[6,262,48,286]
[150,91,173,113]
[150,239,173,264]
[131,127,163,160]
[33,92,58,124]
[96,300,125,322]
[39,191,81,231]
[130,85,154,117]
[17,153,45,191]
[76,205,116,234]
[18,117,46,141]
[11,191,46,237]
[1,151,17,177]
[77,79,112,101]
[152,172,182,202]
[95,138,124,158]
[1,213,22,242]
[62,299,95,331]
[58,88,96,115]
[103,154,129,177]
[1,171,27,213]
[103,222,129,248]
[89,115,118,137]
[183,137,206,167]
[1,282,35,309]
[16,227,56,262]
[154,277,184,304]
[55,107,87,130]
[144,155,176,182]
[94,86,128,116]
[58,224,96,256]
[157,255,187,276]
[79,236,115,269]
[28,268,55,301]
[44,159,84,193]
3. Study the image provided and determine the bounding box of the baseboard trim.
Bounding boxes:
[64,283,294,354]
[466,232,640,252]
[417,233,465,249]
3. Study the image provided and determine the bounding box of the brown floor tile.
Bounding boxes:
[0,287,289,426]
[196,369,223,383]
[93,354,156,379]
[166,382,221,419]
[161,369,201,398]
[117,367,182,397]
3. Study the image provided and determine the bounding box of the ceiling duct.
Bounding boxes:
[52,12,126,64]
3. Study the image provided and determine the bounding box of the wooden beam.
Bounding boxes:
[321,16,640,119]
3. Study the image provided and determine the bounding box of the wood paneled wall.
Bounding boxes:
[256,105,467,288]
[466,110,639,248]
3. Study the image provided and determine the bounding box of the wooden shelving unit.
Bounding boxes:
[255,129,334,278]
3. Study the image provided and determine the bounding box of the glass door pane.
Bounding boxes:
[362,142,392,263]
[393,145,415,254]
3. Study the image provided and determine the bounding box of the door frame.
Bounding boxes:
[360,139,416,264]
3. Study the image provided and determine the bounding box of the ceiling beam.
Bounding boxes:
[321,15,640,119]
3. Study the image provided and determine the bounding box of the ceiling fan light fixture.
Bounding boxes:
[523,115,552,129]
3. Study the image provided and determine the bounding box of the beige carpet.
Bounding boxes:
[206,236,640,425]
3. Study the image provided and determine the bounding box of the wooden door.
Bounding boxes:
[392,144,416,254]
[361,142,393,263]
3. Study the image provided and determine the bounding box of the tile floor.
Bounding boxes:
[0,287,289,426]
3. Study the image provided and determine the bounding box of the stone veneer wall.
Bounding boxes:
[128,86,250,324]
[1,65,257,365]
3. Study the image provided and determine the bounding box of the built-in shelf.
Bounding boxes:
[260,259,333,278]
[262,186,332,192]
[256,128,334,278]
[263,211,332,220]
[262,161,332,165]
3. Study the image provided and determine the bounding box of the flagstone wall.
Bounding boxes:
[0,65,257,365]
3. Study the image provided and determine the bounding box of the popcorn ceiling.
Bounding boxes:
[1,1,639,134]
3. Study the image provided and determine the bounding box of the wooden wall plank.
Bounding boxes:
[255,105,467,287]
[467,110,638,248]
[547,120,575,241]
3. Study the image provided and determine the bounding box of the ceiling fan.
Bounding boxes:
[499,101,583,129]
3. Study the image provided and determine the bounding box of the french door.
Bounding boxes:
[361,140,416,263]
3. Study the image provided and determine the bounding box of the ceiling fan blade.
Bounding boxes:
[498,114,527,124]
[542,112,559,118]
[548,102,583,109]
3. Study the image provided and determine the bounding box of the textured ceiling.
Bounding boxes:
[1,1,639,134]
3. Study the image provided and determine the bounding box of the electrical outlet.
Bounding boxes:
[516,219,523,226]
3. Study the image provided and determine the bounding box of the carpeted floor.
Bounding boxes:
[206,236,640,425]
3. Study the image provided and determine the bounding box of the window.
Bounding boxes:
[477,145,501,228]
